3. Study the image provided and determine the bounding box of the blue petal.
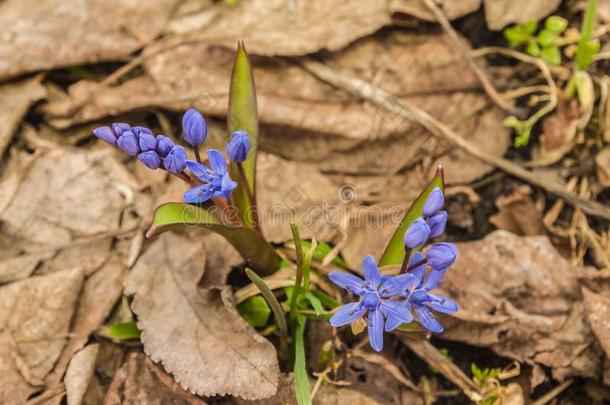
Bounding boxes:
[328,272,364,295]
[183,184,213,204]
[185,160,213,182]
[409,252,426,285]
[426,294,458,313]
[367,309,384,352]
[207,149,227,175]
[428,211,447,238]
[329,302,366,327]
[421,268,447,291]
[403,217,431,249]
[379,273,417,297]
[220,173,238,193]
[92,126,116,145]
[423,187,444,217]
[426,242,457,271]
[362,255,382,286]
[381,300,413,331]
[415,305,444,333]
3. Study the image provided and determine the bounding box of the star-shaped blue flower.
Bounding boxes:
[328,255,415,352]
[184,149,238,203]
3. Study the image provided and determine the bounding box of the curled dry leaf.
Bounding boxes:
[581,287,610,360]
[64,344,99,405]
[489,186,546,236]
[0,0,180,80]
[0,269,83,403]
[483,0,561,30]
[595,147,610,189]
[440,231,602,383]
[124,233,280,400]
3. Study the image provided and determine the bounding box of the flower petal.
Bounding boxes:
[409,251,426,285]
[362,255,382,286]
[329,302,366,327]
[426,242,457,271]
[421,268,447,291]
[403,217,431,249]
[328,272,364,295]
[415,305,444,333]
[426,294,458,313]
[183,184,213,204]
[428,210,448,238]
[423,187,444,217]
[207,149,228,175]
[379,273,417,297]
[381,300,413,331]
[185,160,213,182]
[367,309,384,352]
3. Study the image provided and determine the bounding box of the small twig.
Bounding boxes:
[193,147,202,164]
[298,59,610,221]
[531,379,573,405]
[423,0,523,117]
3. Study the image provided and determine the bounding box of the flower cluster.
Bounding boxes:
[329,187,458,352]
[92,108,252,204]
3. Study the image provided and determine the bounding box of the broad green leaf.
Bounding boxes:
[107,321,141,340]
[311,289,340,309]
[294,315,312,405]
[379,166,444,266]
[147,203,280,275]
[536,29,556,47]
[228,41,259,230]
[540,45,561,65]
[237,295,270,327]
[525,41,541,57]
[545,16,568,34]
[286,240,349,269]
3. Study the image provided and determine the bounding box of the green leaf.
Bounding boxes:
[294,315,312,405]
[576,39,600,70]
[304,292,324,315]
[311,289,340,309]
[237,296,271,327]
[147,203,280,275]
[228,41,259,230]
[107,321,141,340]
[540,45,561,65]
[503,26,530,45]
[522,20,538,35]
[545,16,568,34]
[379,166,444,266]
[526,41,541,57]
[536,29,557,47]
[286,240,349,269]
[513,124,532,147]
[502,115,522,128]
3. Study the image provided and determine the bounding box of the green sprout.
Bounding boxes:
[504,16,568,65]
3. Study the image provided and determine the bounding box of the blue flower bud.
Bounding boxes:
[226,130,251,163]
[92,126,116,145]
[137,132,157,152]
[116,131,140,156]
[423,187,444,217]
[428,211,448,238]
[112,123,131,137]
[137,150,161,169]
[182,108,207,146]
[163,145,187,173]
[155,135,175,157]
[403,217,431,248]
[131,126,153,136]
[426,242,457,270]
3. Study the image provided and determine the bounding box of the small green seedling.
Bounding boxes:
[504,16,568,65]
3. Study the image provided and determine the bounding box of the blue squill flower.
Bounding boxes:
[92,126,117,145]
[329,255,414,352]
[426,242,457,271]
[112,123,131,137]
[403,187,448,249]
[138,150,161,170]
[226,130,251,163]
[183,149,237,203]
[156,135,175,158]
[163,145,187,173]
[385,252,458,333]
[182,108,207,146]
[116,130,140,156]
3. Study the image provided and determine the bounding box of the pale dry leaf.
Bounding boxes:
[64,344,99,405]
[167,0,392,56]
[581,287,610,359]
[0,252,52,284]
[124,233,280,400]
[0,269,84,386]
[440,231,601,381]
[389,0,481,21]
[0,0,180,80]
[0,77,46,156]
[50,258,124,383]
[484,0,561,30]
[595,147,610,189]
[0,331,37,405]
[489,186,546,236]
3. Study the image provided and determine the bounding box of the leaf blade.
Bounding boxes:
[294,315,312,405]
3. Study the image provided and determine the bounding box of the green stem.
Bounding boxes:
[289,223,304,323]
[237,162,262,234]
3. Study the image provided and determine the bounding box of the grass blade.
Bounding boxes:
[294,315,312,405]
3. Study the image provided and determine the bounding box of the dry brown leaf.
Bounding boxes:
[0,331,38,405]
[0,268,83,401]
[595,147,610,189]
[167,0,391,56]
[0,77,46,156]
[581,287,610,359]
[50,258,124,383]
[440,231,601,382]
[390,0,481,21]
[64,344,99,405]
[105,352,207,405]
[532,104,579,166]
[489,186,546,236]
[0,0,179,80]
[124,233,280,400]
[0,252,51,284]
[483,0,561,30]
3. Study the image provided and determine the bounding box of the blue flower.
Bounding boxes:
[112,123,131,137]
[183,149,237,203]
[182,108,207,146]
[163,145,187,173]
[329,255,414,352]
[156,135,175,158]
[426,242,457,271]
[92,126,117,145]
[138,150,161,170]
[131,126,156,152]
[226,130,251,163]
[116,130,140,156]
[403,187,447,248]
